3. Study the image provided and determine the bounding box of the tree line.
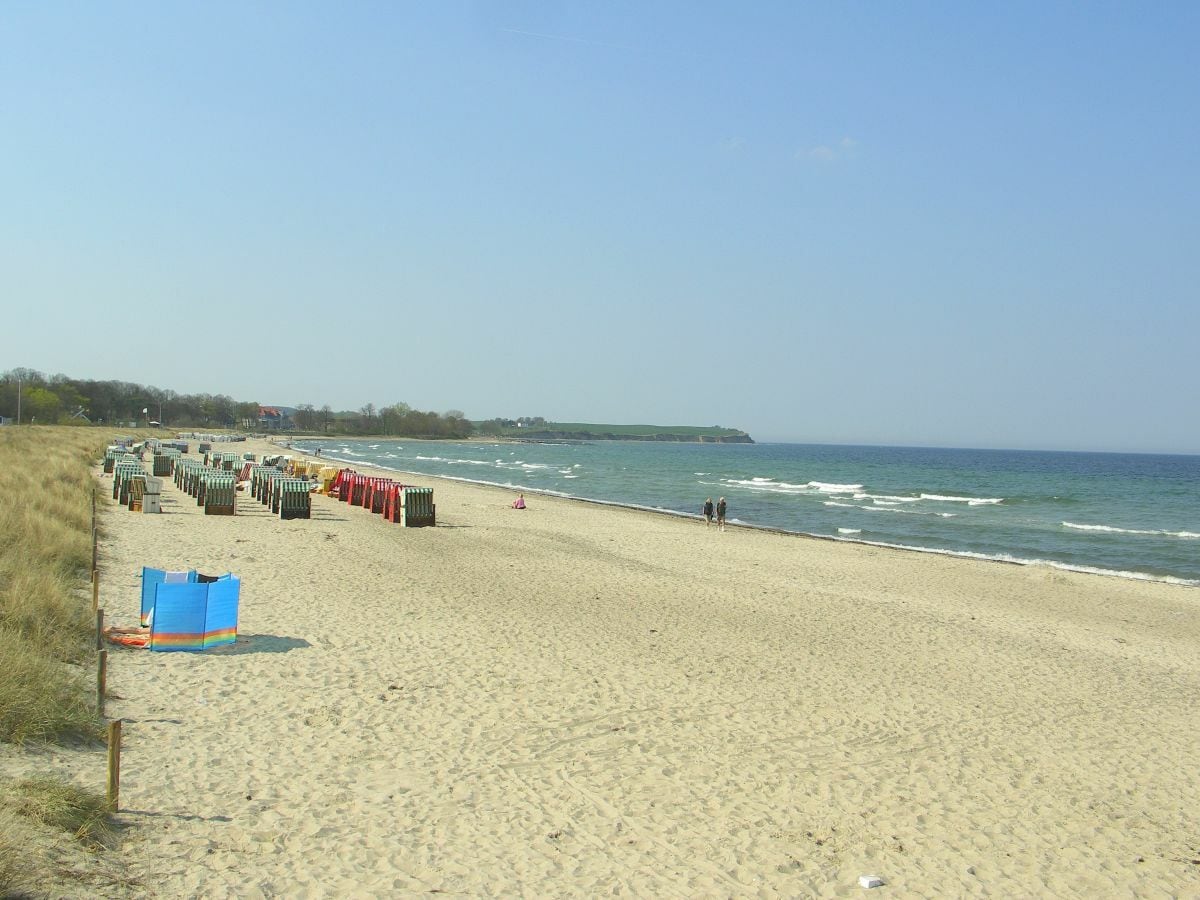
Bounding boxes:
[300,402,472,438]
[0,368,256,428]
[0,369,472,438]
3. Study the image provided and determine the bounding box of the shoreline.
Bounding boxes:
[276,440,1200,591]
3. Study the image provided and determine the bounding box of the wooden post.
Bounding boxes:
[91,487,97,573]
[92,569,99,612]
[96,649,107,714]
[106,720,122,811]
[95,607,104,651]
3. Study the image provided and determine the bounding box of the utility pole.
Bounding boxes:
[15,374,20,425]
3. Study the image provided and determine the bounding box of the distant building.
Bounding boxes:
[258,406,292,430]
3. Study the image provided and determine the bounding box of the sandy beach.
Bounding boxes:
[90,437,1200,897]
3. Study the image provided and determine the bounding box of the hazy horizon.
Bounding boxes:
[4,362,1198,456]
[4,5,1196,455]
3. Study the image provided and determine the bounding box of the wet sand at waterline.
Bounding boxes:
[96,438,1200,897]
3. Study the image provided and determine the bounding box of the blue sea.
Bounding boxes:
[291,439,1200,586]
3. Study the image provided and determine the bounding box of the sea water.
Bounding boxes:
[291,439,1200,586]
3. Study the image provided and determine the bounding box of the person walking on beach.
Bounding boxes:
[703,497,715,527]
[716,497,727,531]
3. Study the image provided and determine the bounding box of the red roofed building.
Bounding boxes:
[258,406,289,430]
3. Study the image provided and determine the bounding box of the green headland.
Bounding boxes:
[475,420,754,443]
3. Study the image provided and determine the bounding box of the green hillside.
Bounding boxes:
[481,421,753,443]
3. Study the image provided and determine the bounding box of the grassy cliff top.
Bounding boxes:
[538,422,746,437]
[484,422,753,441]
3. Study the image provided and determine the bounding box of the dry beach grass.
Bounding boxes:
[87,436,1200,897]
[0,426,131,897]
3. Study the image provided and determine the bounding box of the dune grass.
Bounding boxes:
[0,826,20,896]
[0,426,142,896]
[0,783,128,897]
[0,426,112,744]
[1,776,115,848]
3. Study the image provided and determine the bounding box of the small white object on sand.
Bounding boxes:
[859,874,884,888]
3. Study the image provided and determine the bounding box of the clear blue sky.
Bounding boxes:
[3,3,1197,452]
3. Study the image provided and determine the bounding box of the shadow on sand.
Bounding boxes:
[122,809,233,823]
[214,634,312,655]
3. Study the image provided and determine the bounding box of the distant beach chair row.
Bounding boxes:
[152,447,182,477]
[204,450,242,471]
[110,459,163,513]
[104,440,147,472]
[327,469,435,527]
[176,432,247,444]
[174,458,236,515]
[245,465,312,519]
[112,456,144,507]
[105,436,190,513]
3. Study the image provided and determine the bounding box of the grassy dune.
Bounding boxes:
[0,426,133,896]
[0,426,107,741]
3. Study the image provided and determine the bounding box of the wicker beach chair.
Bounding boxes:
[278,479,312,520]
[113,460,145,505]
[317,467,339,494]
[152,453,173,477]
[383,484,407,523]
[400,487,436,527]
[127,476,146,512]
[203,472,236,515]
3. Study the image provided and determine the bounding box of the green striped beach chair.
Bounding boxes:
[176,459,205,497]
[265,471,281,510]
[252,466,283,503]
[269,473,297,513]
[400,487,436,527]
[127,475,147,512]
[277,479,312,520]
[152,452,174,477]
[113,460,145,504]
[203,472,236,515]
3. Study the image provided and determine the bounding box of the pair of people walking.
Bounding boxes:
[703,496,727,531]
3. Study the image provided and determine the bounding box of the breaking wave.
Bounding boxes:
[1062,522,1199,539]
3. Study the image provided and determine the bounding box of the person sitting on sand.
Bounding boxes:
[512,494,526,509]
[703,497,714,527]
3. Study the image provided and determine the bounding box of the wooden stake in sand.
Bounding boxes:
[92,568,99,612]
[106,720,122,811]
[95,607,104,651]
[96,649,107,714]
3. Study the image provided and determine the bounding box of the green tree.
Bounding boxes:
[235,401,259,430]
[23,386,63,423]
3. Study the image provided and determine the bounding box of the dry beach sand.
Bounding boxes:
[89,438,1199,897]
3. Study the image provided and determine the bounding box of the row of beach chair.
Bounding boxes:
[328,469,435,527]
[107,439,435,529]
[109,452,164,513]
[174,458,236,515]
[246,466,312,519]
